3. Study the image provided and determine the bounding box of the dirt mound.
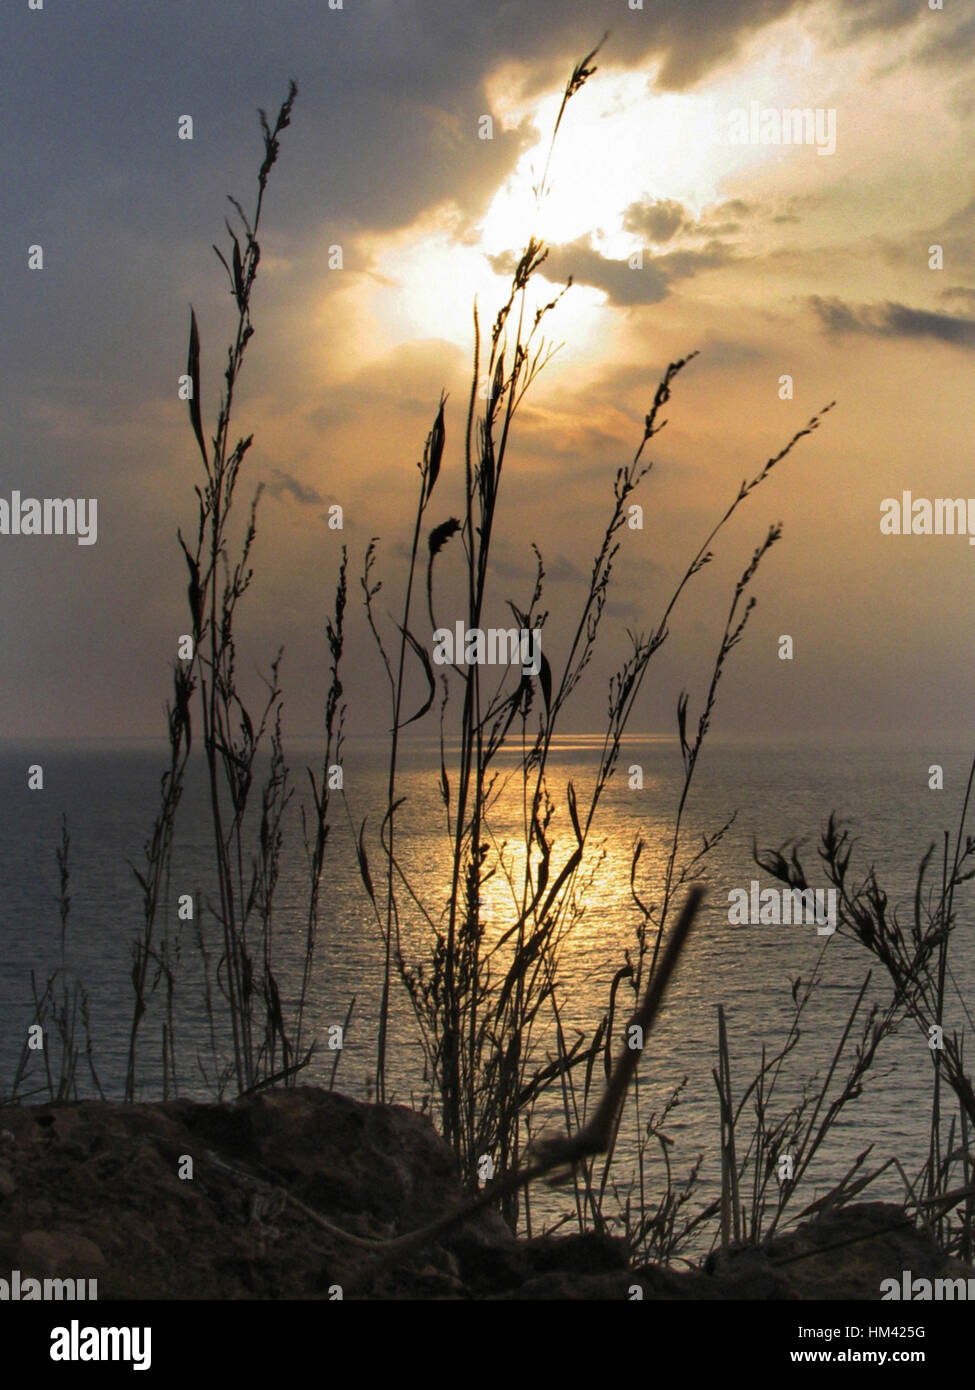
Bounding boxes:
[0,1088,961,1300]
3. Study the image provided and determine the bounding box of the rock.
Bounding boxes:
[0,1088,512,1298]
[447,1225,526,1296]
[20,1230,106,1276]
[524,1230,629,1275]
[0,1088,967,1300]
[759,1201,949,1300]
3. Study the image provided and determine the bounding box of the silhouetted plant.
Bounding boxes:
[124,80,351,1100]
[9,815,102,1104]
[353,42,835,1235]
[756,769,975,1256]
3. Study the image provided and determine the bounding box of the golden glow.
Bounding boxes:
[480,69,720,260]
[366,228,496,348]
[323,13,960,408]
[355,210,614,363]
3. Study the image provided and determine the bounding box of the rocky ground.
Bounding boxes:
[0,1086,965,1299]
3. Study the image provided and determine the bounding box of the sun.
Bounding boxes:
[350,59,742,361]
[478,67,723,264]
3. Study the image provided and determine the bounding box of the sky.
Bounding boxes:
[2,0,974,743]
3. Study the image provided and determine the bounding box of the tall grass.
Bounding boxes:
[755,779,975,1259]
[26,55,966,1277]
[350,42,835,1234]
[123,81,351,1101]
[9,815,103,1104]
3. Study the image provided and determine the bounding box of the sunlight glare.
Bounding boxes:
[479,68,722,260]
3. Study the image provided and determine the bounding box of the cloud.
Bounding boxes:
[515,407,628,466]
[267,469,325,506]
[834,0,929,41]
[305,338,468,436]
[7,0,933,264]
[542,240,669,305]
[864,195,975,281]
[622,198,689,243]
[940,286,975,309]
[490,236,733,307]
[486,549,588,588]
[928,197,975,273]
[809,296,975,350]
[716,198,757,219]
[624,195,768,244]
[914,11,975,67]
[938,196,975,234]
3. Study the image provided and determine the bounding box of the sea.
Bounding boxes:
[2,733,973,1253]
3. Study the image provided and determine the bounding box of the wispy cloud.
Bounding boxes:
[267,469,325,506]
[809,296,975,350]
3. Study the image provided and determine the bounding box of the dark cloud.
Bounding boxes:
[0,0,945,403]
[4,0,933,261]
[536,239,669,305]
[834,0,927,41]
[622,193,774,248]
[762,192,827,227]
[698,197,762,235]
[655,244,734,281]
[808,296,864,334]
[490,236,733,306]
[625,196,766,245]
[940,286,975,308]
[809,296,975,350]
[623,197,689,242]
[2,0,972,741]
[717,198,756,218]
[267,469,325,506]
